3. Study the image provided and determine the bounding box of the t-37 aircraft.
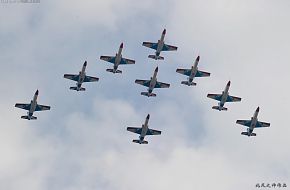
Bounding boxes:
[127,114,161,144]
[135,67,170,97]
[15,90,50,120]
[64,61,99,91]
[176,55,210,86]
[236,107,270,137]
[100,43,135,73]
[142,29,177,60]
[207,81,241,111]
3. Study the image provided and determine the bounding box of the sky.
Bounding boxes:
[0,0,290,190]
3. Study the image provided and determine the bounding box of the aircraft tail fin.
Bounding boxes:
[21,116,37,120]
[133,139,148,144]
[106,69,122,74]
[70,87,86,91]
[212,106,227,111]
[241,132,256,136]
[181,81,196,86]
[141,92,156,97]
[148,55,164,60]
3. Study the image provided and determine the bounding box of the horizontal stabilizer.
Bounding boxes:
[141,92,156,97]
[106,69,122,74]
[212,106,227,111]
[70,87,86,91]
[148,55,164,60]
[181,81,196,86]
[21,116,37,120]
[241,132,256,136]
[133,139,148,144]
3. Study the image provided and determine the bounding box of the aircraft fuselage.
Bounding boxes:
[139,114,150,142]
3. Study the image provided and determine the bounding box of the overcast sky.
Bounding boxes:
[0,0,289,190]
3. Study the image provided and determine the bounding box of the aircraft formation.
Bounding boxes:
[14,29,270,143]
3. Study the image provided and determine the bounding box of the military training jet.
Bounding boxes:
[142,29,177,60]
[236,107,270,136]
[15,90,50,120]
[207,81,241,111]
[127,114,161,144]
[64,61,99,91]
[100,43,135,73]
[176,55,210,86]
[135,67,170,97]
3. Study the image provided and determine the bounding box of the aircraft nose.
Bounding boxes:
[84,61,87,66]
[120,43,123,48]
[155,67,158,72]
[147,114,150,119]
[257,107,260,112]
[35,89,39,95]
[196,55,200,61]
[227,81,231,86]
[163,29,166,34]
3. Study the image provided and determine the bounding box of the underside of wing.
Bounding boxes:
[84,76,99,82]
[64,74,79,82]
[256,121,270,128]
[35,104,51,111]
[207,94,222,101]
[162,44,178,51]
[15,103,31,110]
[176,68,191,76]
[127,127,142,134]
[146,128,162,135]
[195,70,211,77]
[120,58,136,65]
[155,81,170,88]
[142,42,158,50]
[135,79,150,87]
[236,120,252,127]
[100,56,116,64]
[226,95,242,102]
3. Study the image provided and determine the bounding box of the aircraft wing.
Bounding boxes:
[100,56,116,64]
[207,94,222,101]
[155,81,170,88]
[127,127,142,134]
[142,42,158,50]
[84,76,99,82]
[135,79,151,87]
[64,74,79,82]
[236,120,252,127]
[162,44,178,51]
[256,121,270,128]
[146,128,162,135]
[176,68,191,76]
[120,58,135,65]
[15,103,31,110]
[195,70,211,77]
[35,104,51,111]
[226,95,242,102]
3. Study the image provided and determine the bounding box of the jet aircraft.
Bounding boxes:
[176,56,210,86]
[127,114,161,144]
[142,29,177,60]
[236,107,270,136]
[135,67,170,97]
[64,61,99,91]
[15,90,50,120]
[100,43,135,73]
[207,81,241,111]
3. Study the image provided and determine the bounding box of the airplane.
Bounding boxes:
[100,43,135,73]
[64,61,99,91]
[207,81,241,111]
[176,55,210,86]
[15,90,50,120]
[135,67,170,97]
[236,107,270,136]
[127,114,161,144]
[142,29,177,60]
